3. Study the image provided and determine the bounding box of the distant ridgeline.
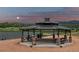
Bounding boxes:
[60,20,79,30]
[0,20,79,29]
[0,22,25,28]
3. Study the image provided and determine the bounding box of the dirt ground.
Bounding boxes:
[0,36,79,52]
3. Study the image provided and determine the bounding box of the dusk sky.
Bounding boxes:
[0,7,64,16]
[0,7,79,23]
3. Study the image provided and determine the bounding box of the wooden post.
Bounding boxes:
[39,29,42,39]
[33,29,35,35]
[27,30,29,35]
[57,29,60,45]
[58,30,59,37]
[32,35,36,47]
[27,30,30,41]
[21,30,24,42]
[69,30,72,43]
[65,30,66,35]
[64,30,67,40]
[53,30,55,39]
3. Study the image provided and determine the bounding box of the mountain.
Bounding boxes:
[59,20,79,24]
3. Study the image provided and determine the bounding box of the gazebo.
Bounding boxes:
[20,18,72,47]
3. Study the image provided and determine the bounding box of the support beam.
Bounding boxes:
[65,30,67,35]
[32,35,36,47]
[27,30,29,35]
[39,29,42,39]
[70,30,71,37]
[69,30,72,43]
[33,29,35,35]
[57,29,60,45]
[64,30,67,40]
[27,29,30,41]
[57,29,59,37]
[32,29,36,46]
[40,29,41,34]
[21,30,24,42]
[52,30,55,39]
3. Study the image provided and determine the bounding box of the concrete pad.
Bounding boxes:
[20,41,73,48]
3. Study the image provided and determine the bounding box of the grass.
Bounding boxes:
[0,27,20,32]
[0,27,79,36]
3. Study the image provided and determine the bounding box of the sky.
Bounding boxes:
[0,7,79,23]
[0,7,64,16]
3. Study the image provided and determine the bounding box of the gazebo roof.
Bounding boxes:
[20,25,71,30]
[20,18,71,31]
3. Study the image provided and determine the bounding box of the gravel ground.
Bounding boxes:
[0,36,79,52]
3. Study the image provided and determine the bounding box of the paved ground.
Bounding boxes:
[0,36,79,52]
